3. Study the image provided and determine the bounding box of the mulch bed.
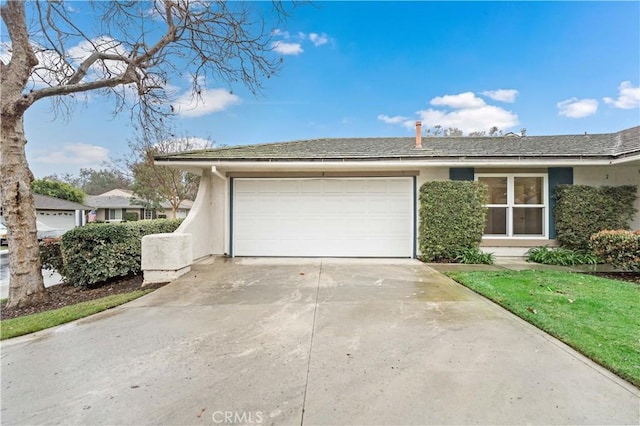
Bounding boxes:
[582,272,640,285]
[1,275,169,320]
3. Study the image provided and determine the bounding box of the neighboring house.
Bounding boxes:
[0,193,89,239]
[154,124,640,259]
[85,189,193,222]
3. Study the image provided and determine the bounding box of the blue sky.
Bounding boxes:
[13,1,640,178]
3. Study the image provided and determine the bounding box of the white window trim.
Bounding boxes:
[476,173,549,239]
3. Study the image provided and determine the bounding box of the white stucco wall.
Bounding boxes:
[141,233,192,284]
[175,168,228,260]
[573,165,640,230]
[416,167,449,188]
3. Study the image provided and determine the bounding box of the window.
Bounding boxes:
[107,209,123,221]
[144,210,155,220]
[476,174,547,238]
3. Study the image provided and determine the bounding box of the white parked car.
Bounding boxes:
[36,220,65,240]
[0,223,7,246]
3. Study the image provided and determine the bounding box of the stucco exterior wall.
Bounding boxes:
[573,165,640,230]
[175,169,224,260]
[416,167,449,188]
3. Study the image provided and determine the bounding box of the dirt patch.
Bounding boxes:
[1,275,169,320]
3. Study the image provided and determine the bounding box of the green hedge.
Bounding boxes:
[40,239,64,272]
[124,212,139,221]
[590,230,640,271]
[554,185,637,250]
[419,181,488,261]
[60,219,182,287]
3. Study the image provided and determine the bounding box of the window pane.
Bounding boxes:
[513,207,543,235]
[484,207,507,235]
[514,177,543,205]
[109,209,122,220]
[479,177,507,204]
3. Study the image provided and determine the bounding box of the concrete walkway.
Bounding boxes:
[1,257,638,425]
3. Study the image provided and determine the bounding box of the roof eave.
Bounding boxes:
[155,154,639,170]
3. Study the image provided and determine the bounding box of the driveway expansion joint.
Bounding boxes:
[299,258,322,426]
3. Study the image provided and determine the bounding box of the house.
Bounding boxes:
[151,124,639,262]
[85,189,193,222]
[0,193,89,239]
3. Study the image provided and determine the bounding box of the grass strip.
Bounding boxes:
[1,290,151,340]
[447,270,640,387]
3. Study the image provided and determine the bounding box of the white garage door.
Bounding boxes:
[233,178,414,257]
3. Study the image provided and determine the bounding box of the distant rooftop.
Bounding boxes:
[33,194,89,211]
[85,191,193,210]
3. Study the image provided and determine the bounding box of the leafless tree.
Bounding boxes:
[1,1,290,308]
[129,125,212,216]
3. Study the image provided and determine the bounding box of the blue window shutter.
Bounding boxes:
[548,167,573,239]
[449,168,475,181]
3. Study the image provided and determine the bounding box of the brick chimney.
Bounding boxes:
[415,121,422,149]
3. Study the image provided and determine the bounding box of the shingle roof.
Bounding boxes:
[156,126,640,162]
[85,194,193,210]
[33,194,90,211]
[160,199,193,210]
[85,195,133,209]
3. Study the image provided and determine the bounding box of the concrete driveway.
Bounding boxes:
[1,258,638,425]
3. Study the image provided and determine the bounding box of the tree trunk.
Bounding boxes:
[0,115,49,308]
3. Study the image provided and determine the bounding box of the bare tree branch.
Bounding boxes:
[1,0,293,308]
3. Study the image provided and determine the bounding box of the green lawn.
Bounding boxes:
[446,270,640,387]
[1,290,152,340]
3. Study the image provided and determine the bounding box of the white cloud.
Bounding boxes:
[271,41,303,55]
[557,97,598,118]
[378,114,409,124]
[407,105,519,134]
[309,33,329,47]
[603,81,640,109]
[67,36,129,77]
[32,143,110,165]
[481,89,519,103]
[382,90,519,134]
[430,92,486,109]
[1,42,76,86]
[272,29,290,39]
[173,88,241,117]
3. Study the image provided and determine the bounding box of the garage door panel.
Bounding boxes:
[233,178,413,257]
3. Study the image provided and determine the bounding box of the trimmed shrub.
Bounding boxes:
[124,212,139,222]
[123,218,183,237]
[60,219,182,286]
[554,185,637,250]
[590,230,640,271]
[419,180,488,262]
[526,246,598,266]
[39,239,64,272]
